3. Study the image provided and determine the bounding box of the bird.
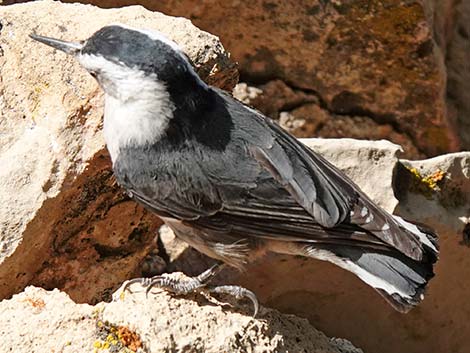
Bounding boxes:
[30,24,438,316]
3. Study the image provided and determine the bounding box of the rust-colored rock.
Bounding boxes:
[234,80,424,158]
[446,0,470,149]
[52,0,459,157]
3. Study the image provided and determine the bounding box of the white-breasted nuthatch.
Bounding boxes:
[31,25,438,316]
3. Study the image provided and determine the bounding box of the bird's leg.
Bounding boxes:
[121,263,222,295]
[120,263,259,316]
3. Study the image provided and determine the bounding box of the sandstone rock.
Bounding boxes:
[446,0,470,149]
[0,0,236,303]
[233,80,318,119]
[0,285,363,353]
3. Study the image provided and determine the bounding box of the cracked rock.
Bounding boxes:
[0,285,363,353]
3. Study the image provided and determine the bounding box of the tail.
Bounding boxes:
[304,216,438,312]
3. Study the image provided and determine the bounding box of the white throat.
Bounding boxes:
[103,85,174,163]
[78,53,175,163]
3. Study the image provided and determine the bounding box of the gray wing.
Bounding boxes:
[248,119,355,228]
[211,92,427,260]
[116,89,427,261]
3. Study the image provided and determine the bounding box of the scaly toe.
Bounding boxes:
[209,285,259,317]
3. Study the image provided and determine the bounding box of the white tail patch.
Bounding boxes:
[382,223,390,231]
[304,247,412,299]
[360,207,368,217]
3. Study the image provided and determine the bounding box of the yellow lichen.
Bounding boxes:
[422,169,446,190]
[406,166,446,197]
[119,291,126,301]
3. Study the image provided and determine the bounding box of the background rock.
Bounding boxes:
[0,285,363,353]
[0,0,236,304]
[38,0,463,158]
[233,81,424,158]
[446,0,470,149]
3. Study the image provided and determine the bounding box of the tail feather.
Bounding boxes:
[350,198,439,262]
[392,215,439,261]
[303,219,438,312]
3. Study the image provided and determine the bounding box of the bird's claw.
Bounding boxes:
[117,265,259,317]
[208,285,259,317]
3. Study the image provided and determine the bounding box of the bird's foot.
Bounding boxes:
[206,285,259,317]
[118,264,259,317]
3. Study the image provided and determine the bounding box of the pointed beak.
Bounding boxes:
[29,33,83,55]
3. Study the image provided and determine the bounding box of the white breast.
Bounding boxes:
[103,80,174,163]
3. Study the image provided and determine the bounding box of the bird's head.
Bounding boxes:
[30,25,206,101]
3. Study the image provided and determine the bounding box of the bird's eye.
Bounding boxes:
[89,71,97,79]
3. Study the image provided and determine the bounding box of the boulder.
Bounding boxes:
[53,0,458,156]
[0,285,363,353]
[0,0,237,303]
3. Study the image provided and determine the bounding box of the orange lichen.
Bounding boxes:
[21,297,46,309]
[423,169,446,189]
[118,326,143,352]
[406,166,446,198]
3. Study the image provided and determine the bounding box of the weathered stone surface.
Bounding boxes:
[0,285,363,353]
[446,0,470,149]
[234,81,424,158]
[0,0,236,303]
[160,142,470,353]
[53,0,457,156]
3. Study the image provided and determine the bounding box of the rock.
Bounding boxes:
[58,0,459,156]
[0,285,363,353]
[233,80,318,119]
[233,81,424,158]
[446,1,470,149]
[0,0,236,303]
[311,115,424,159]
[159,140,470,353]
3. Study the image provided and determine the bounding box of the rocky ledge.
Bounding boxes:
[0,284,362,353]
